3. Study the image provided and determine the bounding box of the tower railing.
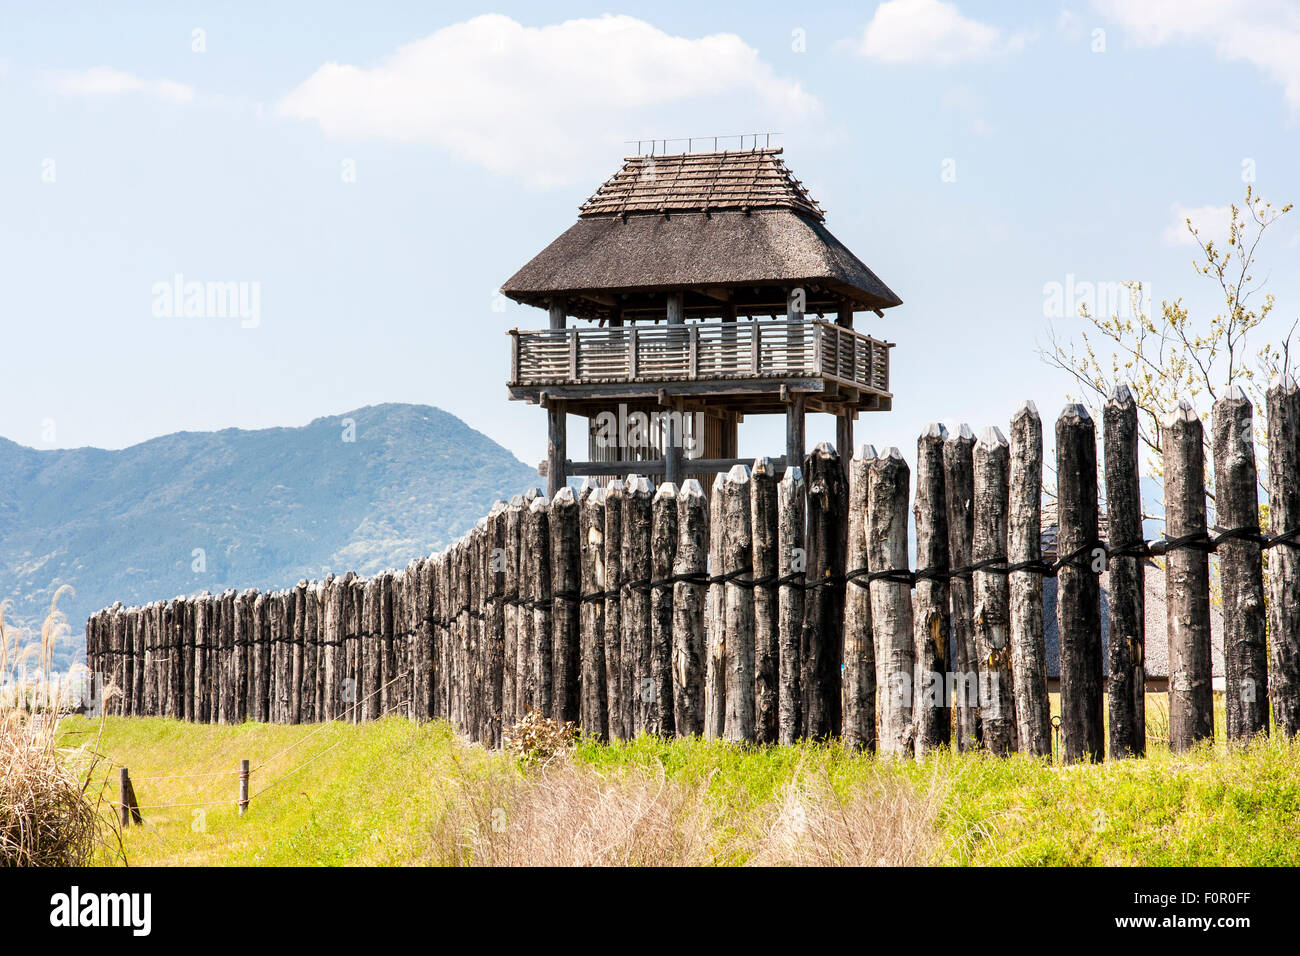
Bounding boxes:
[509,319,891,395]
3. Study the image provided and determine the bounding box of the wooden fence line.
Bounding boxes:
[85,389,1300,759]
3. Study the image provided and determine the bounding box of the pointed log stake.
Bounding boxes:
[649,481,678,737]
[550,487,581,725]
[943,425,981,749]
[704,473,727,738]
[579,479,608,740]
[843,444,877,751]
[1163,400,1214,750]
[503,495,523,730]
[487,504,507,744]
[622,474,653,735]
[722,464,756,742]
[913,424,951,755]
[1213,386,1269,740]
[973,428,1016,755]
[1268,376,1300,736]
[603,479,626,738]
[1056,404,1104,762]
[870,448,916,755]
[1009,402,1051,757]
[750,457,779,744]
[1103,386,1145,757]
[777,466,806,744]
[801,442,847,739]
[673,479,708,736]
[526,494,553,717]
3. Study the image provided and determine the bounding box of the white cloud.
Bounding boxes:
[50,67,194,104]
[1095,0,1300,111]
[276,14,818,187]
[856,0,1032,65]
[1164,203,1232,246]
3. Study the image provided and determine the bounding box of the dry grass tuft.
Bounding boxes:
[746,768,947,866]
[430,754,717,866]
[1,589,117,866]
[426,743,946,866]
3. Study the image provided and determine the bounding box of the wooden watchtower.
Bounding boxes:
[502,145,902,496]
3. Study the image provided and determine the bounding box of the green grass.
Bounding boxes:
[58,700,1300,866]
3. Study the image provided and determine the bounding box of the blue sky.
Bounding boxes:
[3,0,1299,475]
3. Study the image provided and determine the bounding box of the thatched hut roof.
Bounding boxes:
[501,149,903,323]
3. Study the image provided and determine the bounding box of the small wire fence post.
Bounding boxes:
[239,759,250,816]
[119,767,131,827]
[119,767,141,826]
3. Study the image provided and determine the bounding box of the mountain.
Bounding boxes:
[0,404,537,672]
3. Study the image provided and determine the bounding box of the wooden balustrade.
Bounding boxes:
[509,319,891,396]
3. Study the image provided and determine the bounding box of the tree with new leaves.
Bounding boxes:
[1042,187,1294,489]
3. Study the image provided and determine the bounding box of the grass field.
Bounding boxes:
[56,694,1300,866]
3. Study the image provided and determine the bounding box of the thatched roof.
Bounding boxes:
[501,149,902,323]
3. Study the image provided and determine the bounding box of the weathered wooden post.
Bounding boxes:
[1057,404,1104,762]
[319,579,336,721]
[434,552,449,722]
[603,479,626,738]
[913,425,950,754]
[425,555,436,722]
[141,604,155,717]
[171,598,186,720]
[503,494,523,729]
[487,503,507,743]
[119,767,132,827]
[704,474,727,739]
[232,591,249,722]
[649,481,678,737]
[973,428,1015,755]
[251,593,268,722]
[302,583,319,724]
[1268,375,1300,736]
[801,442,846,739]
[943,425,981,750]
[750,457,779,744]
[777,467,806,744]
[842,444,876,752]
[672,479,708,737]
[131,606,144,716]
[380,570,396,718]
[579,480,608,740]
[1213,386,1268,740]
[722,464,755,743]
[1103,386,1145,757]
[622,475,653,735]
[217,592,233,723]
[551,487,581,725]
[527,494,554,717]
[346,572,363,724]
[291,581,306,724]
[473,523,487,737]
[361,577,379,720]
[265,591,281,724]
[1163,399,1214,750]
[238,759,249,816]
[1009,402,1050,757]
[182,597,197,722]
[870,448,916,755]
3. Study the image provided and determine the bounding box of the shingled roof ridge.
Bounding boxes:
[578,147,824,221]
